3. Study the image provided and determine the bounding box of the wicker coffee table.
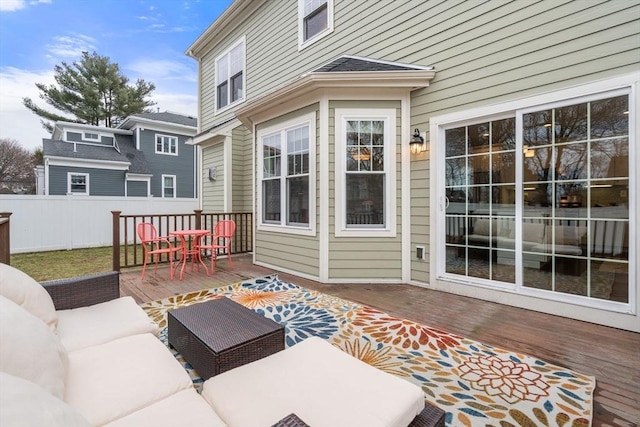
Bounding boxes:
[167,297,285,379]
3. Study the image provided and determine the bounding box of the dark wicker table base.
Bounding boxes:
[271,404,445,427]
[168,297,284,379]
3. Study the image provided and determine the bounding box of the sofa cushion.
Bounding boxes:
[0,263,58,329]
[57,296,159,352]
[65,333,194,426]
[202,336,425,427]
[0,372,90,427]
[104,388,227,427]
[0,296,68,399]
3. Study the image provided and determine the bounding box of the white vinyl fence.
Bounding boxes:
[0,195,199,254]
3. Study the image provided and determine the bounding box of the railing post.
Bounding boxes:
[0,212,12,265]
[112,210,121,272]
[195,209,202,230]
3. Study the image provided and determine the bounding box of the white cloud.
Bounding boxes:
[0,67,57,150]
[0,0,50,12]
[150,92,197,117]
[0,0,26,12]
[46,33,96,59]
[126,58,197,83]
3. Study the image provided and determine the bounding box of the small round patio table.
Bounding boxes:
[170,229,210,280]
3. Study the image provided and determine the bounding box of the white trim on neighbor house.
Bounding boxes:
[125,173,151,197]
[46,156,130,171]
[155,134,179,156]
[334,108,397,238]
[256,111,317,237]
[118,117,197,135]
[298,0,334,51]
[53,121,132,140]
[66,172,89,195]
[428,73,639,332]
[162,174,177,198]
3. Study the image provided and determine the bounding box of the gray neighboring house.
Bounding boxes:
[39,112,198,198]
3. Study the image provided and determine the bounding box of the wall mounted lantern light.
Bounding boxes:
[410,128,426,155]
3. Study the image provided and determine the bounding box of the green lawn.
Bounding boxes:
[11,247,114,282]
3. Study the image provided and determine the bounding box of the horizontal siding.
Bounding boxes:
[232,126,253,212]
[48,166,125,196]
[328,100,402,280]
[255,232,319,277]
[201,143,225,212]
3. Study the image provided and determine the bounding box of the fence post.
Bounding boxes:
[195,209,202,230]
[0,212,12,265]
[111,210,121,272]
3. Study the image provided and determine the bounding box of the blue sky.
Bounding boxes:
[0,0,233,151]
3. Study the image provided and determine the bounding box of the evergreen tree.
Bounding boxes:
[23,51,156,132]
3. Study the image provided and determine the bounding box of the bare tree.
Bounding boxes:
[0,138,37,194]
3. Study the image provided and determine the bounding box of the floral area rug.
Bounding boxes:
[140,274,595,427]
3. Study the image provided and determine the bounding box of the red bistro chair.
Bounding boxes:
[197,220,236,273]
[137,222,182,280]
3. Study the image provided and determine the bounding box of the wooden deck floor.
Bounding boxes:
[120,254,639,427]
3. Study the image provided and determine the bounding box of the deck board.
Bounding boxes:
[119,254,640,427]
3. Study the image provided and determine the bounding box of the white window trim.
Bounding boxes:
[162,174,176,198]
[67,172,89,195]
[430,74,637,315]
[257,112,316,236]
[83,132,99,142]
[215,36,246,114]
[155,134,178,156]
[298,0,334,51]
[334,108,396,238]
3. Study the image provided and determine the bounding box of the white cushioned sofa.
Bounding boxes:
[0,263,442,427]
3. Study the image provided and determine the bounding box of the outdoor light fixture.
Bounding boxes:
[410,128,426,155]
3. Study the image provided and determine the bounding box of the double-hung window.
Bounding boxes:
[162,175,176,198]
[67,173,89,195]
[335,108,396,237]
[258,113,315,234]
[216,38,245,111]
[298,0,333,48]
[156,135,177,155]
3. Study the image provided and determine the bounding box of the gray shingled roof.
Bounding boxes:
[313,56,430,73]
[127,112,197,127]
[42,136,151,174]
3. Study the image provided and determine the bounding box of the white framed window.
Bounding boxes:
[162,174,176,198]
[67,173,89,195]
[298,0,333,49]
[156,134,178,155]
[435,78,635,313]
[83,132,99,142]
[335,108,396,237]
[216,37,245,112]
[257,112,316,235]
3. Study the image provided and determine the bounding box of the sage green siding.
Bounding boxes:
[231,126,253,213]
[328,100,402,280]
[253,104,320,278]
[201,143,225,212]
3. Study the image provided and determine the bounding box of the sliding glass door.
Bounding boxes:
[442,92,630,306]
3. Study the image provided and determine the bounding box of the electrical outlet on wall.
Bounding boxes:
[416,245,425,261]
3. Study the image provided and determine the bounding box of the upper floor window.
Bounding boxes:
[162,175,176,198]
[258,112,316,235]
[83,132,99,142]
[216,38,245,112]
[156,135,178,155]
[298,0,333,49]
[67,173,89,195]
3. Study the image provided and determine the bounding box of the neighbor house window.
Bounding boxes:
[67,173,89,195]
[258,112,316,235]
[335,108,396,237]
[162,175,176,198]
[298,0,333,48]
[216,38,245,111]
[156,135,177,155]
[83,132,99,142]
[437,85,632,311]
